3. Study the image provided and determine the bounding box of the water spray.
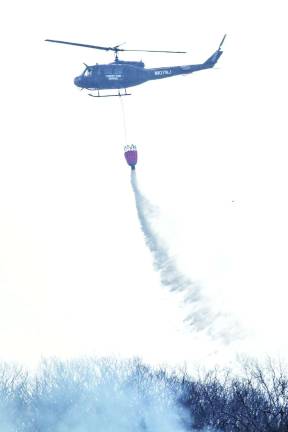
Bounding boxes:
[130,171,240,342]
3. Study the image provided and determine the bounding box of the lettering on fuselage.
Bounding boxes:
[106,74,122,80]
[154,70,172,76]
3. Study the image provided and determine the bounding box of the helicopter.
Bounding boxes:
[45,35,226,97]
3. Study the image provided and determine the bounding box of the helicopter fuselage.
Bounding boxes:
[73,49,222,92]
[74,61,147,90]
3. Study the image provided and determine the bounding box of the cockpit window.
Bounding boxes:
[83,68,92,77]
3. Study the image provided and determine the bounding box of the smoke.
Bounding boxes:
[0,411,14,432]
[0,358,221,432]
[28,358,192,432]
[131,171,240,343]
[0,363,26,432]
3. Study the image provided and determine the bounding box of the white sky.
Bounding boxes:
[1,0,288,369]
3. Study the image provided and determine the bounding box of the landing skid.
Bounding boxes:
[88,90,131,98]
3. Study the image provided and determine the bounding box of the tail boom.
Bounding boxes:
[149,35,226,80]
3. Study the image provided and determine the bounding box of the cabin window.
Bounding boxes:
[112,66,122,74]
[105,67,113,74]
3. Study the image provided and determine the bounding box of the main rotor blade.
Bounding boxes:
[45,39,114,51]
[45,39,186,54]
[116,48,187,54]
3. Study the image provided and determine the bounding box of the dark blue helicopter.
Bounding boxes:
[45,35,226,97]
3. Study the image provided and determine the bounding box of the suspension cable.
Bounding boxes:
[119,96,128,147]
